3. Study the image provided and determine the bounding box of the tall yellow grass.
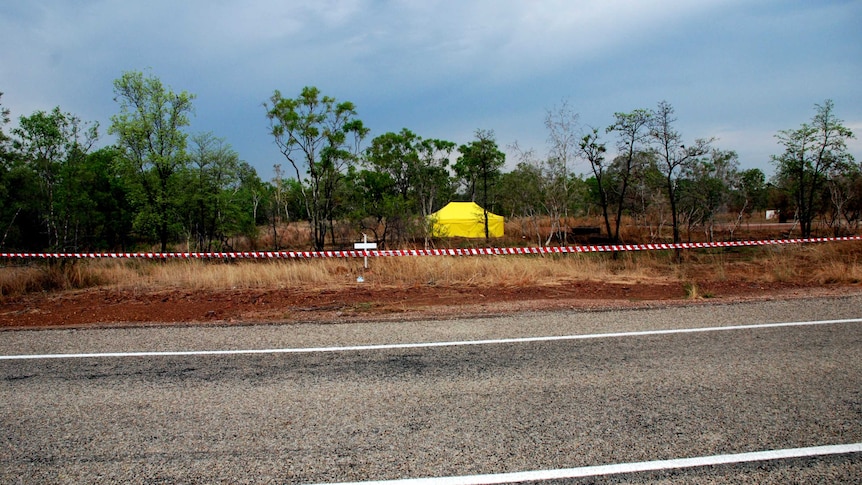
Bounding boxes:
[1,242,860,298]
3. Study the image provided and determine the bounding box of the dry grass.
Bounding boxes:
[801,243,862,284]
[367,253,670,288]
[1,242,860,298]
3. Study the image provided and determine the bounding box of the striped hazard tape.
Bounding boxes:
[1,235,860,260]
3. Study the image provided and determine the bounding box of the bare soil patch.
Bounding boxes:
[2,278,859,330]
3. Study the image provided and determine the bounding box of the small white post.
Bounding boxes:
[363,233,368,269]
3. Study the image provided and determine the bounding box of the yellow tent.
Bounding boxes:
[429,202,504,238]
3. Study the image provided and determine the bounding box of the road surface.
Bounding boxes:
[2,296,861,483]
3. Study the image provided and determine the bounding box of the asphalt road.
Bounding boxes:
[1,296,861,484]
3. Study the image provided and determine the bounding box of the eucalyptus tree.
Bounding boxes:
[677,149,739,241]
[364,128,419,200]
[413,137,456,245]
[578,128,610,238]
[728,168,768,236]
[181,132,247,251]
[0,92,15,248]
[824,163,862,235]
[543,100,581,242]
[454,129,506,240]
[362,129,419,244]
[0,92,10,161]
[12,107,98,250]
[109,70,195,251]
[265,86,368,250]
[0,122,42,251]
[772,99,855,237]
[415,138,455,205]
[606,108,651,242]
[364,129,455,245]
[648,101,713,244]
[68,146,135,251]
[496,161,543,219]
[342,167,401,247]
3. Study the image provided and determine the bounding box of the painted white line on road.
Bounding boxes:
[1,318,860,361]
[318,443,862,485]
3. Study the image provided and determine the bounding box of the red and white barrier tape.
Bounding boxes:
[1,236,860,260]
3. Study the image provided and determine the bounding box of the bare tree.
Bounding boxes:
[543,100,580,243]
[648,101,712,244]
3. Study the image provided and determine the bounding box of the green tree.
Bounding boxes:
[364,128,419,200]
[0,92,16,248]
[342,167,404,247]
[578,128,610,238]
[454,129,506,240]
[606,109,651,242]
[414,138,456,219]
[109,70,195,251]
[648,101,713,244]
[496,162,543,218]
[0,92,10,162]
[180,132,247,251]
[772,99,856,238]
[677,149,739,241]
[0,164,41,250]
[728,168,768,234]
[12,107,99,250]
[231,161,267,245]
[364,129,455,246]
[66,146,135,250]
[265,86,368,250]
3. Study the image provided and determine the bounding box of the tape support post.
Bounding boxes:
[1,235,860,260]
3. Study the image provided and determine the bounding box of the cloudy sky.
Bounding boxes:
[1,0,860,181]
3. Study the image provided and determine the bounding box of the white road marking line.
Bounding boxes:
[318,443,862,485]
[1,318,860,361]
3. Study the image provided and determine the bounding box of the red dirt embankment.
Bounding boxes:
[2,279,859,330]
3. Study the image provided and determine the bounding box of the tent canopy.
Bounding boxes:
[428,202,504,238]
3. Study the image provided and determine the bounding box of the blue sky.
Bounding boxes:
[1,0,860,182]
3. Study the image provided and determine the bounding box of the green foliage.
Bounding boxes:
[497,162,544,219]
[771,99,856,237]
[605,108,652,242]
[0,163,42,250]
[10,106,100,250]
[454,129,506,241]
[454,130,505,204]
[731,168,768,217]
[0,92,12,164]
[362,129,455,246]
[341,167,406,247]
[176,133,255,251]
[109,70,195,251]
[3,79,860,254]
[677,149,739,240]
[265,86,368,250]
[648,100,713,244]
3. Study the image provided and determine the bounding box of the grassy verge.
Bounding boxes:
[1,242,860,298]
